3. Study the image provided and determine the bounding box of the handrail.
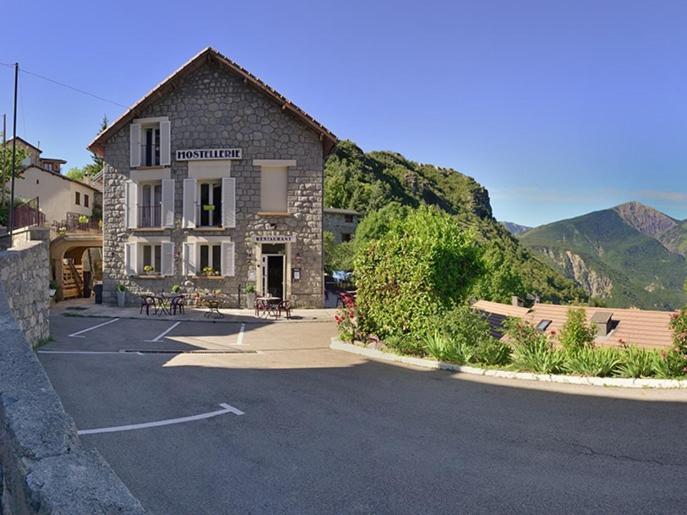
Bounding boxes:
[67,260,84,294]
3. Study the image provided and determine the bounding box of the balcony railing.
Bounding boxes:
[139,205,162,228]
[12,197,45,229]
[139,144,160,167]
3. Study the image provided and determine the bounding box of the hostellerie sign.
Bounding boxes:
[252,234,296,243]
[175,148,242,161]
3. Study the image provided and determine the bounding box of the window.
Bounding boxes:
[45,163,53,171]
[139,182,162,227]
[142,244,161,274]
[199,244,222,275]
[84,194,89,208]
[198,181,222,227]
[142,126,161,166]
[341,233,352,242]
[75,192,80,205]
[536,320,552,331]
[344,214,354,224]
[260,166,287,213]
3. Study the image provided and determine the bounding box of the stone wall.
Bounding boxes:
[102,60,325,307]
[0,286,144,514]
[324,211,360,243]
[0,240,49,346]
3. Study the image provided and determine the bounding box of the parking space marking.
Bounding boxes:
[77,403,245,436]
[236,323,246,345]
[39,350,142,355]
[68,318,120,338]
[145,321,182,342]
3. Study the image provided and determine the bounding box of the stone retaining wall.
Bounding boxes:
[0,240,50,346]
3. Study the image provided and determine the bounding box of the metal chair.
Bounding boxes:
[139,295,156,316]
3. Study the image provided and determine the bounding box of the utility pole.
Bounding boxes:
[1,114,5,209]
[8,63,18,235]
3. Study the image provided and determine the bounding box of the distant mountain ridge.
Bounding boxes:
[501,221,532,236]
[519,201,687,310]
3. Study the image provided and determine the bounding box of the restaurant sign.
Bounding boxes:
[252,234,296,243]
[175,148,242,161]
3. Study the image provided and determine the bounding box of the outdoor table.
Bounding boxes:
[154,293,181,316]
[255,296,281,319]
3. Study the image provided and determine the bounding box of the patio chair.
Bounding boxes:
[139,295,156,316]
[171,295,186,315]
[279,300,292,319]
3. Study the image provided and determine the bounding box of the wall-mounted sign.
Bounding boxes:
[252,234,296,243]
[175,148,242,161]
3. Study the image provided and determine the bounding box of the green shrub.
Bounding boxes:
[564,347,622,377]
[386,333,424,356]
[617,346,656,378]
[435,305,492,347]
[652,349,687,379]
[559,308,596,351]
[505,318,564,373]
[473,338,512,366]
[424,332,475,364]
[670,307,687,356]
[354,206,482,340]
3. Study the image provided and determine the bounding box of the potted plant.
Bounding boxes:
[202,204,215,212]
[115,283,127,307]
[244,283,256,309]
[143,265,155,275]
[201,266,218,277]
[78,215,89,225]
[49,280,58,299]
[171,284,182,293]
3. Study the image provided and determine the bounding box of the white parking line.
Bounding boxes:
[68,318,120,338]
[145,321,182,342]
[38,350,142,355]
[236,323,245,345]
[77,403,244,435]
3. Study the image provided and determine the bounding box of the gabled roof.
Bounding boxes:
[88,47,338,157]
[473,300,676,350]
[7,137,42,153]
[324,207,360,216]
[21,164,100,192]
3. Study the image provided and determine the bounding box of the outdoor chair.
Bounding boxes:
[279,300,292,319]
[171,295,186,315]
[139,295,156,316]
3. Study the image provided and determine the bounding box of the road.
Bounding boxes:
[39,314,687,514]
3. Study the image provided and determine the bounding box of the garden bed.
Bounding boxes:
[331,338,687,389]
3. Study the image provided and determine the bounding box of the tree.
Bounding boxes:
[0,140,29,209]
[324,231,356,273]
[354,205,483,340]
[69,115,109,180]
[65,167,86,181]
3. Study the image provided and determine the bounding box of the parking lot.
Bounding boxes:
[41,314,687,514]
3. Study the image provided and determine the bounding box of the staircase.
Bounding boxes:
[62,262,84,300]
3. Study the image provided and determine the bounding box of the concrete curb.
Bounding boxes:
[330,338,687,389]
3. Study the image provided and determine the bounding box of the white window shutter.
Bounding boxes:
[161,242,175,276]
[221,241,235,277]
[125,243,138,276]
[160,120,171,166]
[161,179,175,228]
[221,177,236,228]
[129,123,141,167]
[182,179,197,228]
[183,242,197,276]
[126,180,138,229]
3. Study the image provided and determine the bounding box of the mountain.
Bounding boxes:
[519,202,687,310]
[324,140,586,303]
[501,222,532,236]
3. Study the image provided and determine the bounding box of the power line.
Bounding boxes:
[0,61,126,108]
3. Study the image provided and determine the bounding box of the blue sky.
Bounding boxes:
[1,0,685,226]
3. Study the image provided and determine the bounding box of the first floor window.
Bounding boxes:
[199,244,221,276]
[142,244,161,274]
[198,181,222,227]
[75,192,81,205]
[84,194,90,208]
[140,182,162,227]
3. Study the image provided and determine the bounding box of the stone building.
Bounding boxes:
[89,47,337,307]
[324,207,360,243]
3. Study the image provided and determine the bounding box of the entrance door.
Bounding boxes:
[261,254,285,298]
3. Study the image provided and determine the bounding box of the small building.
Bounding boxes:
[88,47,337,307]
[9,137,98,226]
[324,207,360,243]
[473,299,676,350]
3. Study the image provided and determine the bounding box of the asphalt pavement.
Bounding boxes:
[39,314,687,514]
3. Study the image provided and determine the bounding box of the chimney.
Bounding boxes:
[511,296,524,307]
[591,311,613,337]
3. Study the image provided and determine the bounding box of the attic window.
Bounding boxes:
[536,320,552,331]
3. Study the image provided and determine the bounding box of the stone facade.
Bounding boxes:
[100,55,331,307]
[0,240,49,346]
[324,208,360,243]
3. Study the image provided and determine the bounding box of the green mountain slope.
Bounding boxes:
[324,140,586,304]
[520,203,687,310]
